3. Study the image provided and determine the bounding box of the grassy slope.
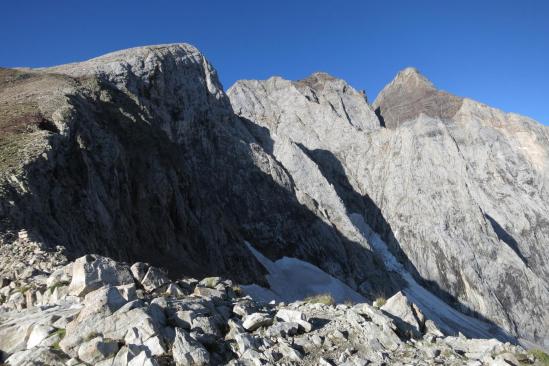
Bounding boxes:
[0,68,76,174]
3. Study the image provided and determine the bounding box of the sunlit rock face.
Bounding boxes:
[229,68,549,347]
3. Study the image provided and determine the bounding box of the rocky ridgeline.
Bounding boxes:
[1,43,548,363]
[0,236,542,366]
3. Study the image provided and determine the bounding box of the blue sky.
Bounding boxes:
[2,0,548,124]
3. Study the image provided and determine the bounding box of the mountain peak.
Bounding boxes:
[293,72,343,92]
[373,67,462,128]
[389,67,436,92]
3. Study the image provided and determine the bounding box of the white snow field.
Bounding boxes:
[242,242,366,304]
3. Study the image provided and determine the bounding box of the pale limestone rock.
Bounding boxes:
[77,336,119,364]
[5,347,68,365]
[26,324,54,349]
[130,263,149,283]
[165,283,186,298]
[68,255,134,297]
[381,291,425,337]
[127,350,159,366]
[140,267,170,293]
[77,285,127,321]
[228,69,549,347]
[242,312,273,331]
[275,308,312,332]
[172,327,210,366]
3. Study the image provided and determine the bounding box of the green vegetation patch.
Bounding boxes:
[304,293,336,306]
[47,281,70,294]
[374,296,387,307]
[0,133,42,173]
[0,68,56,174]
[16,285,31,294]
[529,349,549,366]
[50,328,66,350]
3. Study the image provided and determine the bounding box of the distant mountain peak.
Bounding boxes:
[373,67,462,128]
[388,67,436,92]
[293,72,344,92]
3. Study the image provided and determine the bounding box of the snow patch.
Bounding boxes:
[242,242,365,304]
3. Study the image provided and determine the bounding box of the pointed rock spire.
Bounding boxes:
[373,67,462,129]
[390,67,436,92]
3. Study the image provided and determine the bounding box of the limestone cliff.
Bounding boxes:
[228,69,549,347]
[0,44,547,351]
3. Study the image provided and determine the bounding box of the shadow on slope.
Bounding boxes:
[297,145,514,342]
[485,213,528,264]
[0,68,515,343]
[0,73,390,297]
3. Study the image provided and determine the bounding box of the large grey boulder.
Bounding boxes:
[381,291,425,337]
[130,263,150,283]
[77,336,119,364]
[76,285,128,320]
[26,324,54,349]
[275,309,312,332]
[69,255,134,297]
[0,303,81,355]
[59,306,159,357]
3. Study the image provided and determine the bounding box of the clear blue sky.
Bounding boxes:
[1,0,548,124]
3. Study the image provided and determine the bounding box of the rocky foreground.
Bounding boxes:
[0,233,545,366]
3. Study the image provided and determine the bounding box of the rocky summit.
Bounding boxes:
[0,43,548,365]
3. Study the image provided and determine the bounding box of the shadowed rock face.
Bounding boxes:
[0,45,389,291]
[229,69,549,347]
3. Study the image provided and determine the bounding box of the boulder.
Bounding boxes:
[277,340,303,361]
[165,283,186,298]
[60,307,156,356]
[26,324,54,349]
[46,265,72,288]
[275,309,312,332]
[130,263,150,283]
[5,347,68,366]
[140,267,170,293]
[265,321,299,338]
[193,286,225,300]
[77,336,119,364]
[234,332,257,355]
[77,285,128,320]
[128,350,160,366]
[242,312,273,332]
[172,328,210,366]
[68,255,134,297]
[198,277,222,289]
[381,291,425,337]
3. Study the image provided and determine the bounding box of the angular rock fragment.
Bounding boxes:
[242,312,273,331]
[172,328,210,366]
[68,255,134,297]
